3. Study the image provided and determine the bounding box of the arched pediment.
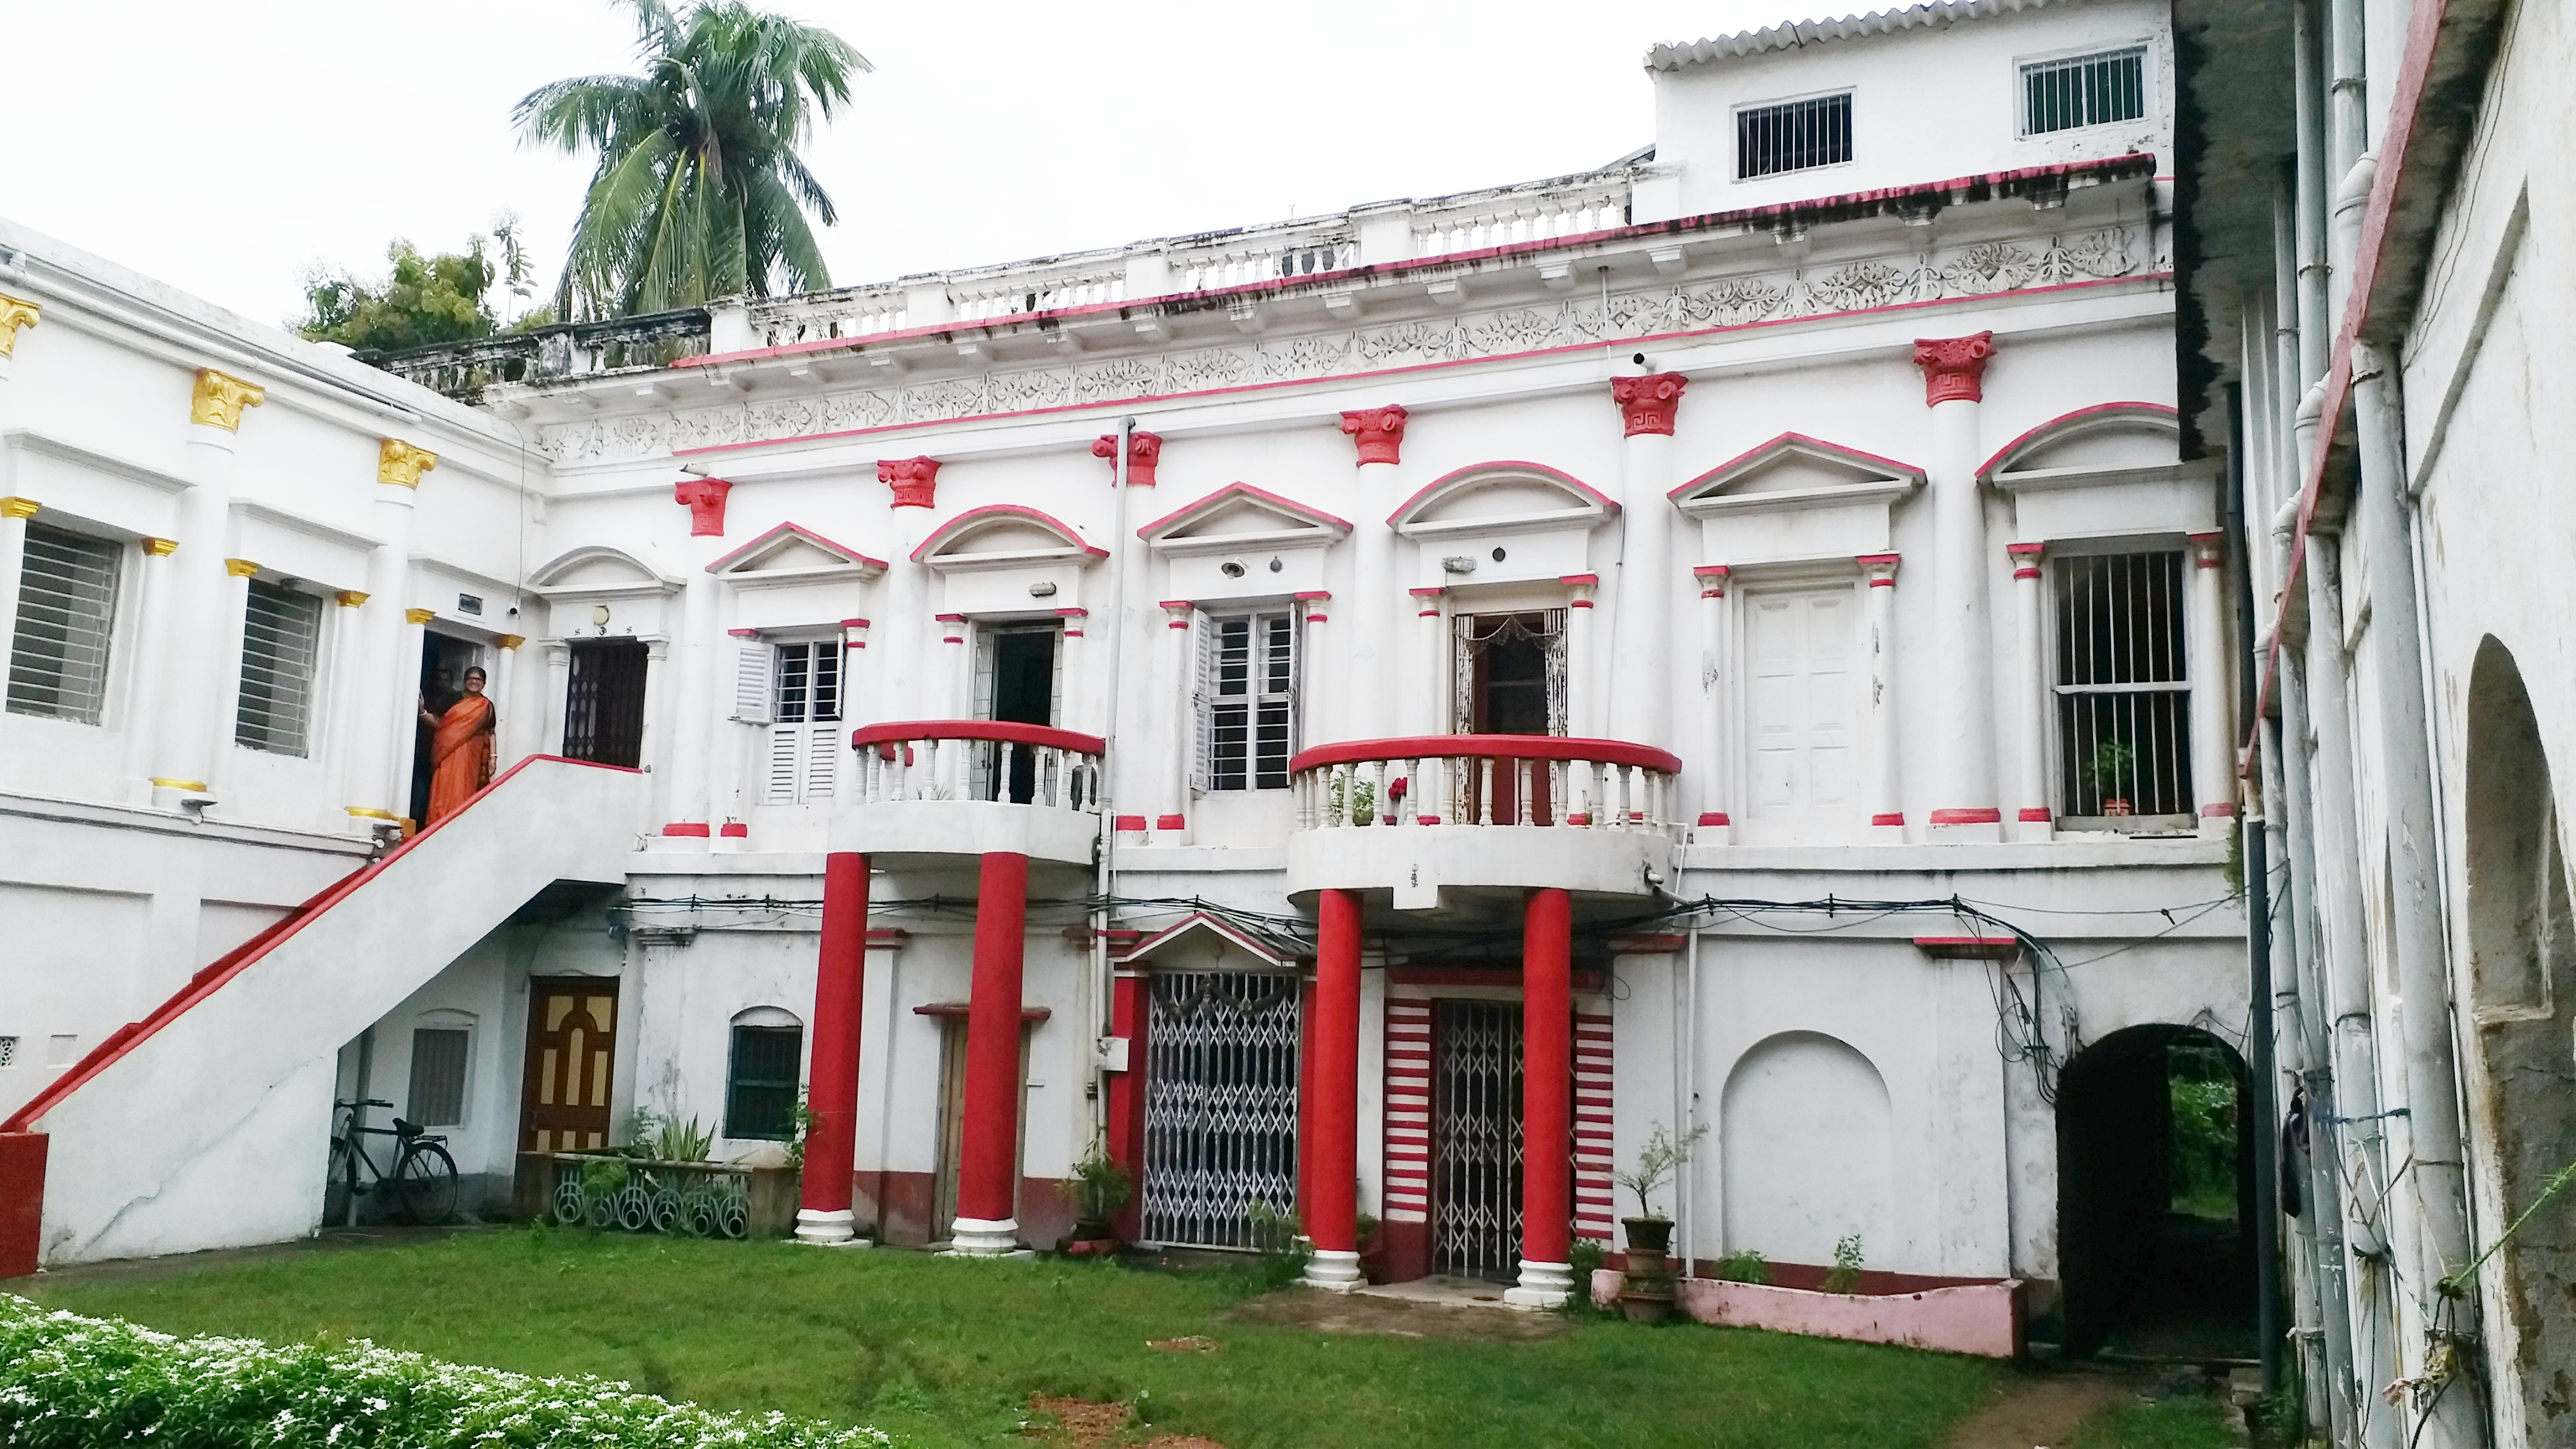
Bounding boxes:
[1670,434,1922,520]
[910,504,1107,573]
[527,545,680,597]
[1980,402,2181,482]
[708,523,888,589]
[1388,462,1618,539]
[1138,483,1352,557]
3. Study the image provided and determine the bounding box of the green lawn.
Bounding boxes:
[21,1228,2012,1449]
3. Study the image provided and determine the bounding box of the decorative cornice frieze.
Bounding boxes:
[1611,372,1687,437]
[1912,332,1995,406]
[1339,405,1409,466]
[190,369,265,431]
[0,293,39,357]
[1092,430,1162,485]
[673,476,733,536]
[377,438,439,488]
[878,456,940,509]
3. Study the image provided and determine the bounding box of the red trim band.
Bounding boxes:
[2018,807,2053,822]
[1113,815,1148,832]
[1697,812,1730,827]
[2200,803,2239,817]
[1871,812,1906,826]
[718,822,749,838]
[1289,733,1682,775]
[662,822,712,837]
[850,719,1109,754]
[1930,808,2003,825]
[1156,814,1187,831]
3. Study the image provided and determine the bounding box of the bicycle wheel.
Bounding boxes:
[389,1142,460,1226]
[323,1135,357,1228]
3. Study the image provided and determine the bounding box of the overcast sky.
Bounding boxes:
[10,0,1825,330]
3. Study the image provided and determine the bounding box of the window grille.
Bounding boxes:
[0,1035,17,1069]
[235,579,322,755]
[726,1024,803,1139]
[2053,551,2192,818]
[6,523,121,724]
[760,640,841,805]
[563,639,647,767]
[406,1027,469,1126]
[2023,49,2146,135]
[1737,93,1853,179]
[1200,610,1296,792]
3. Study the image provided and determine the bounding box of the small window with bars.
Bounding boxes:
[2022,48,2147,135]
[7,523,122,724]
[725,1022,803,1140]
[746,638,840,805]
[406,1027,469,1126]
[2053,550,2192,821]
[1197,610,1296,792]
[1737,92,1853,179]
[236,579,323,755]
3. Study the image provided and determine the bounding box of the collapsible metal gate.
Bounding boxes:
[1433,1001,1524,1278]
[1141,972,1302,1249]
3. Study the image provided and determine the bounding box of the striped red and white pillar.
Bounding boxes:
[951,850,1030,1254]
[1506,886,1575,1308]
[1302,887,1365,1290]
[796,850,869,1244]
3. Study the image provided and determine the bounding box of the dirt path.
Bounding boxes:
[1939,1366,2147,1449]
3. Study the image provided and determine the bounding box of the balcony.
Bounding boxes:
[1285,736,1682,903]
[830,721,1104,868]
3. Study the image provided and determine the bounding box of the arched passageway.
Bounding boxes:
[2055,1024,2255,1359]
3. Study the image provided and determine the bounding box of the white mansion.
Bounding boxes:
[1,0,2254,1362]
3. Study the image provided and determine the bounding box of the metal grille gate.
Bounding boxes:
[1141,972,1302,1249]
[1433,1001,1524,1279]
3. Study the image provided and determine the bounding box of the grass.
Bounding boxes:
[2068,1393,2246,1449]
[21,1228,2009,1449]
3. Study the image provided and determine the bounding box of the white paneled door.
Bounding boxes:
[1746,588,1857,828]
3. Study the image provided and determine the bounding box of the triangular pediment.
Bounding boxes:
[1389,462,1618,538]
[912,504,1107,571]
[1670,434,1922,518]
[527,545,679,596]
[707,523,888,585]
[1140,483,1352,556]
[1981,403,2181,481]
[1119,911,1305,969]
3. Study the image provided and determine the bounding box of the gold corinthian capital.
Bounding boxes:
[0,293,39,357]
[378,438,438,488]
[190,369,266,430]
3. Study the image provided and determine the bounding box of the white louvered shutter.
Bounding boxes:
[731,640,774,723]
[1191,610,1214,797]
[765,724,802,804]
[803,643,840,800]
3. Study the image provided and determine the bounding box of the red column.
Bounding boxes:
[1106,970,1147,1244]
[953,850,1029,1251]
[1296,977,1318,1228]
[797,851,868,1243]
[1304,888,1363,1287]
[1512,887,1574,1304]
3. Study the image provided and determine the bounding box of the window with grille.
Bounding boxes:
[1737,92,1853,179]
[6,523,121,724]
[2023,48,2146,135]
[747,638,840,805]
[235,579,322,755]
[406,1027,469,1126]
[0,1035,17,1069]
[2053,551,2192,820]
[725,1022,803,1139]
[1198,610,1296,792]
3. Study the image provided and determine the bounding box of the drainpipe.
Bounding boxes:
[2293,0,2331,387]
[2325,0,2370,324]
[1090,416,1135,1147]
[1680,924,1699,1278]
[2261,718,2328,1437]
[2349,340,2483,1449]
[2228,389,2283,1407]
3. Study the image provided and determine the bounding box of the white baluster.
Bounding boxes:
[1367,759,1385,826]
[1516,759,1533,825]
[1478,759,1495,826]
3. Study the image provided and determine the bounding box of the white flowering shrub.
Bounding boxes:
[0,1294,892,1448]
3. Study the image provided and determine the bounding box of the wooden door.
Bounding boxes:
[520,979,619,1152]
[1747,589,1857,819]
[931,1016,1034,1240]
[1465,613,1556,823]
[563,640,648,768]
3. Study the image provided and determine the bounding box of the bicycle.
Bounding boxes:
[324,1097,460,1227]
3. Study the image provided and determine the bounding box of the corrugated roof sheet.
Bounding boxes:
[1648,0,2076,72]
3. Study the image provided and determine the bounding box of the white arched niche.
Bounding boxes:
[1719,1030,1893,1267]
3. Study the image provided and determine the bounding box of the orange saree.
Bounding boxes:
[424,694,496,825]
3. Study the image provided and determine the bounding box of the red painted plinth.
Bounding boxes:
[958,851,1030,1224]
[0,1132,46,1278]
[800,852,869,1219]
[1522,888,1573,1270]
[1310,888,1363,1254]
[1106,973,1147,1242]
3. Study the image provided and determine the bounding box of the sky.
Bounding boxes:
[5,0,1828,331]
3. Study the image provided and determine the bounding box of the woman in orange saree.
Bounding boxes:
[419,666,497,826]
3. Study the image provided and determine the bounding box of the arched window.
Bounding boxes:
[725,1006,804,1141]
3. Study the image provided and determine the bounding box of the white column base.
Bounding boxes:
[944,1215,1022,1256]
[1503,1258,1575,1310]
[1926,820,2002,844]
[793,1208,870,1246]
[1690,818,1732,847]
[655,831,712,853]
[1869,819,1907,844]
[2198,810,2236,839]
[2013,815,2056,844]
[1300,1248,1364,1292]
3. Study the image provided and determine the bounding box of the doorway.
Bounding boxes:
[973,623,1058,803]
[2054,1025,2254,1358]
[1139,970,1303,1250]
[1744,587,1857,821]
[562,638,648,768]
[1455,611,1564,823]
[931,1015,1033,1243]
[410,632,484,825]
[1432,1000,1524,1280]
[519,979,619,1152]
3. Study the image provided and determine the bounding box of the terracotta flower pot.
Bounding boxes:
[1618,1216,1678,1323]
[2103,797,2133,817]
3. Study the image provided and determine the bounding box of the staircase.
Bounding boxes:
[0,756,642,1273]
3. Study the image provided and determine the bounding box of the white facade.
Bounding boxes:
[3,0,2248,1357]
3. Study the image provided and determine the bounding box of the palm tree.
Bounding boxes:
[514,0,869,319]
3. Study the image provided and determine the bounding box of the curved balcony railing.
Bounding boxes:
[849,721,1105,812]
[1289,735,1683,833]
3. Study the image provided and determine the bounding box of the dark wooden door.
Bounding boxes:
[563,639,647,768]
[520,979,619,1152]
[1466,614,1555,823]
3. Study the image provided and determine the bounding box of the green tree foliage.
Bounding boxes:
[298,239,499,352]
[514,0,869,319]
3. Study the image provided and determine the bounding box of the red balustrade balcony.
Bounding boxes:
[1285,735,1683,901]
[831,721,1105,866]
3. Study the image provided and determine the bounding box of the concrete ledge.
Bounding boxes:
[1590,1269,2023,1358]
[1287,823,1670,899]
[828,800,1099,867]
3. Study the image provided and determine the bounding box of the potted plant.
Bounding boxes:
[1060,1142,1131,1256]
[2088,740,2137,816]
[1612,1121,1706,1323]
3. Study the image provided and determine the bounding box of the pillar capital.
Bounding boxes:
[1858,552,1901,586]
[0,292,40,356]
[673,476,733,536]
[495,633,526,649]
[1409,586,1445,617]
[1092,430,1162,485]
[2006,541,2045,579]
[404,607,436,625]
[377,438,439,488]
[0,496,37,520]
[224,557,261,579]
[2189,531,2227,568]
[1296,589,1331,623]
[878,456,941,508]
[1692,564,1729,599]
[1560,572,1600,606]
[143,536,178,556]
[1339,405,1408,466]
[1160,599,1195,628]
[334,590,368,608]
[1912,332,1995,406]
[190,369,265,431]
[1610,372,1687,437]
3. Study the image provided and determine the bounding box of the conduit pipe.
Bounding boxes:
[1680,924,1699,1277]
[2292,0,2332,388]
[2262,720,2330,1436]
[2228,391,2283,1405]
[1090,415,1135,1146]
